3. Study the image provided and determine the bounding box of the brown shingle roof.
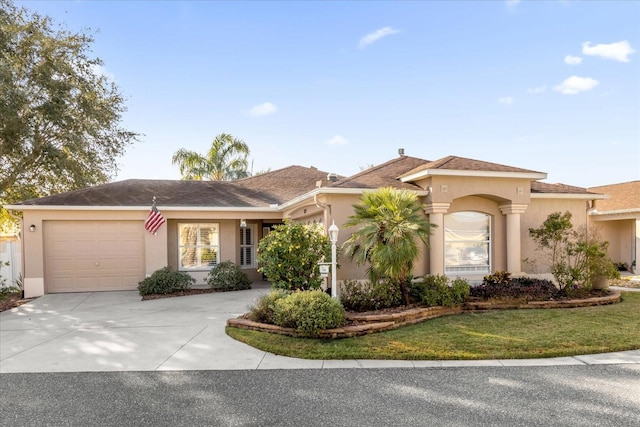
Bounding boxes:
[236,165,340,203]
[531,181,595,194]
[15,166,334,208]
[330,155,428,190]
[401,155,545,177]
[588,181,640,211]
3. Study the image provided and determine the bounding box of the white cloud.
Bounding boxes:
[527,85,547,94]
[326,135,348,145]
[90,64,116,81]
[358,27,399,49]
[498,96,514,105]
[564,55,583,65]
[249,102,277,116]
[582,40,636,63]
[554,76,599,95]
[505,0,521,8]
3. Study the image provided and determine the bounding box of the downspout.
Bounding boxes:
[314,192,332,227]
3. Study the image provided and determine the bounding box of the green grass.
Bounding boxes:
[226,291,640,360]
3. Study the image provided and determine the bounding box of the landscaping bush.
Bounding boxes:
[470,276,558,301]
[340,279,403,312]
[247,289,290,324]
[257,220,331,291]
[273,290,346,335]
[409,275,470,307]
[138,267,195,296]
[484,270,511,285]
[206,261,251,291]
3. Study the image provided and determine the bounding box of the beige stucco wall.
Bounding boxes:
[18,208,281,296]
[593,218,636,268]
[520,197,591,275]
[283,181,596,283]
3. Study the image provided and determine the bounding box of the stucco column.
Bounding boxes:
[424,203,450,275]
[499,204,528,275]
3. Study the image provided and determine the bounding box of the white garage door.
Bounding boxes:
[44,221,145,293]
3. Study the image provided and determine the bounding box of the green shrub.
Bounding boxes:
[409,275,470,307]
[483,270,511,285]
[206,261,251,291]
[247,289,291,324]
[273,290,346,335]
[451,277,471,303]
[257,220,331,291]
[340,279,403,312]
[138,267,195,296]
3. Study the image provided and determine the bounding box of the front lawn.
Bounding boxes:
[226,291,640,360]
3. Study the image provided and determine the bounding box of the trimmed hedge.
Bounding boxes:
[340,280,402,312]
[409,275,470,307]
[206,261,252,291]
[273,290,346,335]
[138,267,195,296]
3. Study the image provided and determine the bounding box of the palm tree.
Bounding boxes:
[342,187,434,305]
[171,133,250,181]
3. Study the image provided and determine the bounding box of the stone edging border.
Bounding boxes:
[226,290,621,339]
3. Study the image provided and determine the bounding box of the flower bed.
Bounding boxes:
[227,289,621,339]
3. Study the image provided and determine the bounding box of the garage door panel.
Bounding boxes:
[45,221,145,293]
[74,239,98,254]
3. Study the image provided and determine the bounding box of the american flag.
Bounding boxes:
[144,205,165,234]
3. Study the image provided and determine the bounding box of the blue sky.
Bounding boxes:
[18,0,640,188]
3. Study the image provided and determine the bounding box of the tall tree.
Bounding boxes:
[0,0,139,227]
[172,133,250,181]
[342,187,434,305]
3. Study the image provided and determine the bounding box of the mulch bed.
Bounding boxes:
[0,293,32,312]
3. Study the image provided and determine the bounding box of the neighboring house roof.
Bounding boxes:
[588,181,640,212]
[13,165,334,208]
[329,155,428,190]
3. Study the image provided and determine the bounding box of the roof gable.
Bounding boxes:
[400,155,546,180]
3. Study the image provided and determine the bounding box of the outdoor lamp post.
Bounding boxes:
[329,221,339,298]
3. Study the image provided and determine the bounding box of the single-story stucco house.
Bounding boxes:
[588,181,640,274]
[7,151,636,299]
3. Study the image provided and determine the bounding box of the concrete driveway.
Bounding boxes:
[2,283,640,373]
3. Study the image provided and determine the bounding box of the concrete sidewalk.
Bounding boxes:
[1,283,639,373]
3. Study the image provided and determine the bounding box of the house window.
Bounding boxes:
[444,212,491,274]
[240,224,255,268]
[179,223,220,270]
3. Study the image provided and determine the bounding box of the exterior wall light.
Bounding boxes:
[29,224,36,232]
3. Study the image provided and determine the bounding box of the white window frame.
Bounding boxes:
[444,212,491,275]
[240,224,256,269]
[178,223,220,271]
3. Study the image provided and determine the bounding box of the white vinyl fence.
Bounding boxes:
[0,240,21,289]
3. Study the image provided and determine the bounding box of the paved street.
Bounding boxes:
[1,365,640,426]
